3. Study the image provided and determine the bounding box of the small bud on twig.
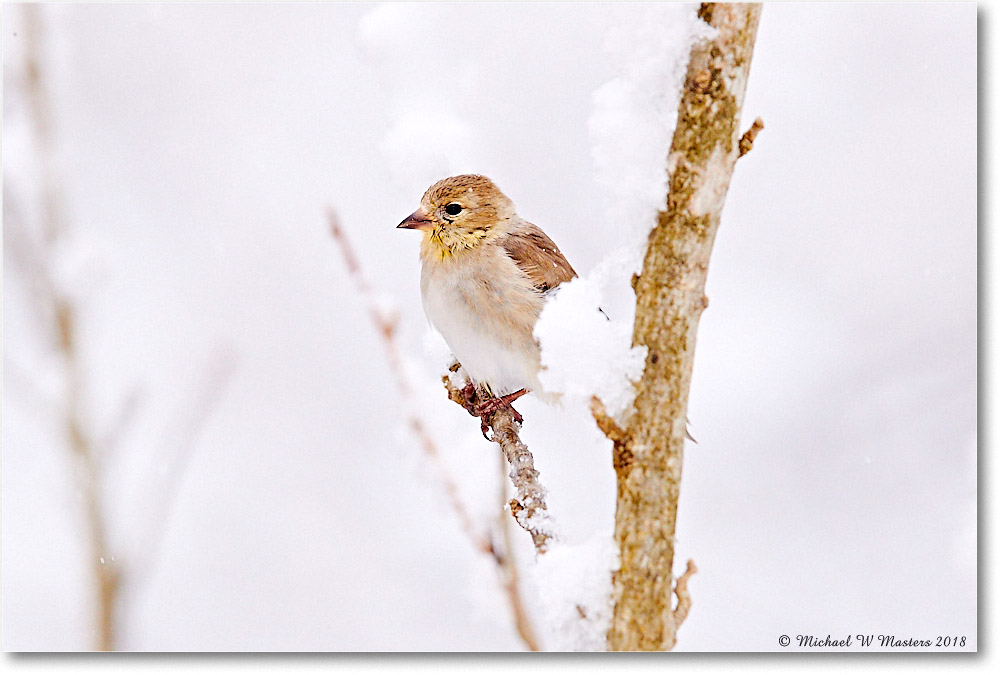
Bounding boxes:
[738,117,765,157]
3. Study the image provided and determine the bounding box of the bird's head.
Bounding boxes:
[397,174,516,259]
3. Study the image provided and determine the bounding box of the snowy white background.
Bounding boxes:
[2,2,976,651]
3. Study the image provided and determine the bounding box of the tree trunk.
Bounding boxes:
[604,3,763,652]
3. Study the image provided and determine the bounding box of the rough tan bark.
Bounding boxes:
[600,3,763,652]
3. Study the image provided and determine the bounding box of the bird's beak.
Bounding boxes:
[397,209,433,231]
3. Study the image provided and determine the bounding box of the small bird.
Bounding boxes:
[397,174,576,433]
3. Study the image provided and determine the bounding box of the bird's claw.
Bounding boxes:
[472,389,526,440]
[460,382,478,415]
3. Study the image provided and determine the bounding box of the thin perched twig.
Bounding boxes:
[327,208,545,649]
[496,452,542,651]
[443,376,554,554]
[495,411,554,555]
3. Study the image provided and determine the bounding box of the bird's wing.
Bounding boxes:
[500,222,577,293]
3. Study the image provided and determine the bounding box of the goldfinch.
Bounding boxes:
[397,174,576,429]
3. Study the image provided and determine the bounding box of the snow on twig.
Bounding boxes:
[326,208,490,555]
[442,372,555,555]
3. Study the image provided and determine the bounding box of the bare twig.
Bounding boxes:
[12,6,236,650]
[15,179,120,652]
[22,3,64,245]
[97,385,145,464]
[125,347,237,581]
[3,353,60,422]
[672,559,698,628]
[589,396,626,444]
[14,5,119,650]
[496,452,541,651]
[3,190,60,340]
[328,209,548,649]
[442,376,554,555]
[738,117,765,157]
[327,208,490,555]
[60,286,118,652]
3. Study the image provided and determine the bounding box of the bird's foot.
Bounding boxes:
[474,389,527,439]
[460,382,477,415]
[475,389,526,421]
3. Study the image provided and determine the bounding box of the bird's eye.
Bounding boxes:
[445,203,463,216]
